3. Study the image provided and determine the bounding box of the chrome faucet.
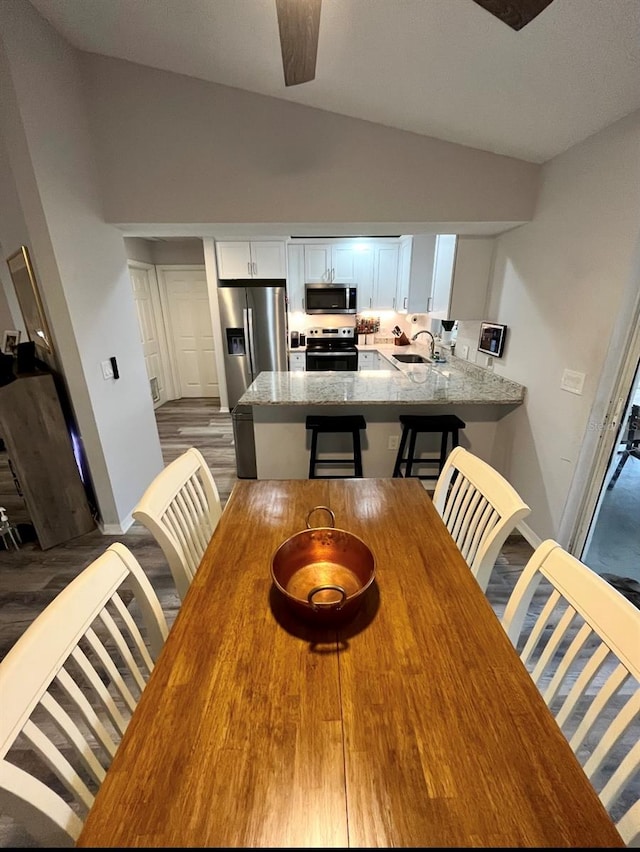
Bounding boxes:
[411,329,435,357]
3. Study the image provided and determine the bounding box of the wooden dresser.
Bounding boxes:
[0,373,95,549]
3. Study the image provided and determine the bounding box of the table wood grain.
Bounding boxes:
[77,479,623,847]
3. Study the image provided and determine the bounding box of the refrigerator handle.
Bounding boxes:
[245,306,256,376]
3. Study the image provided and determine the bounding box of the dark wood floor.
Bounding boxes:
[0,399,238,661]
[0,398,537,847]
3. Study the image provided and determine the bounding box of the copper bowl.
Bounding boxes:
[271,506,375,626]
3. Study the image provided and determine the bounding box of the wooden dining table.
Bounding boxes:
[77,478,623,847]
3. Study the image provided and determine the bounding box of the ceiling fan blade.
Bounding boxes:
[471,0,555,31]
[275,0,322,86]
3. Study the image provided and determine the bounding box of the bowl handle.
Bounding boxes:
[307,585,347,610]
[306,506,336,529]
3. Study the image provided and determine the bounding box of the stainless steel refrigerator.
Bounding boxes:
[218,279,288,476]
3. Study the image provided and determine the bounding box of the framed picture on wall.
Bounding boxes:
[1,329,21,356]
[478,321,507,358]
[6,245,53,355]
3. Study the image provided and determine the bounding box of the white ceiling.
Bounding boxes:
[28,0,640,163]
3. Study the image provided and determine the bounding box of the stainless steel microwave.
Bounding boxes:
[305,283,357,314]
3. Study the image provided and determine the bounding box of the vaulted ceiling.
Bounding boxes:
[28,0,640,163]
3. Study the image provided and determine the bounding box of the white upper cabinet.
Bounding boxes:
[352,243,400,311]
[355,246,374,310]
[373,244,400,310]
[332,244,358,283]
[430,235,458,317]
[286,244,305,312]
[449,237,495,320]
[304,244,332,282]
[216,240,286,279]
[396,235,437,314]
[304,243,358,283]
[429,236,495,321]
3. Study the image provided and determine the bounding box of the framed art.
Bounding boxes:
[6,245,53,355]
[478,321,507,358]
[1,329,21,356]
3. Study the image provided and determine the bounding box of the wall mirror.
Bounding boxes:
[6,245,54,356]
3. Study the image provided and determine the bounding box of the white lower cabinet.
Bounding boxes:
[289,352,306,372]
[358,350,385,370]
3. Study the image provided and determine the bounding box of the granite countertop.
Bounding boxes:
[241,343,525,406]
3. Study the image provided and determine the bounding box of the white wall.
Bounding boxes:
[0,0,164,531]
[82,54,540,229]
[0,132,29,335]
[488,109,640,541]
[124,237,205,266]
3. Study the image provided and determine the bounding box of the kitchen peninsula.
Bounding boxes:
[238,348,525,479]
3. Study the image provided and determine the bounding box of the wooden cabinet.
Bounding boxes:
[286,244,305,312]
[0,374,95,549]
[303,243,358,283]
[430,235,494,321]
[289,352,306,372]
[216,241,286,279]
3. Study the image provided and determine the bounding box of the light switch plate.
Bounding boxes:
[560,368,585,395]
[101,359,114,380]
[461,344,469,359]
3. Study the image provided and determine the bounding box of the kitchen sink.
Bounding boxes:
[393,353,430,364]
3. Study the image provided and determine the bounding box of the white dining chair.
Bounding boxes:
[431,445,531,592]
[501,539,640,846]
[132,447,223,601]
[0,542,168,846]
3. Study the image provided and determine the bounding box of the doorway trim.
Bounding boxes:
[128,260,175,405]
[559,237,640,555]
[156,264,218,399]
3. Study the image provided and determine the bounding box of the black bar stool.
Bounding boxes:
[392,414,466,481]
[306,415,366,478]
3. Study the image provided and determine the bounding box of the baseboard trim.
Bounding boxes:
[99,514,134,536]
[516,520,542,550]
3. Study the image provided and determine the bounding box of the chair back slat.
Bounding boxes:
[501,539,640,845]
[0,543,168,845]
[133,447,223,600]
[432,447,531,591]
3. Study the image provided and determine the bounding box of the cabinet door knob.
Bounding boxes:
[253,262,257,275]
[427,296,433,312]
[248,262,252,275]
[403,297,408,309]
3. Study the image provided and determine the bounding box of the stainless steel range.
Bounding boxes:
[305,327,358,371]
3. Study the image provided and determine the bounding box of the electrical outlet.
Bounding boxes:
[461,344,469,359]
[388,435,399,451]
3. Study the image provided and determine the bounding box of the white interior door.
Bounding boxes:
[159,267,218,398]
[128,261,171,408]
